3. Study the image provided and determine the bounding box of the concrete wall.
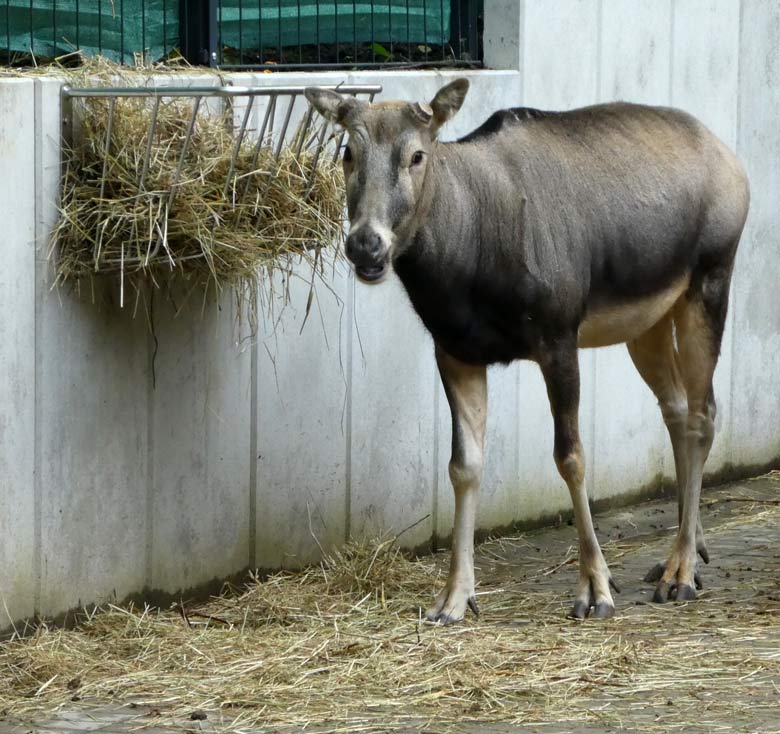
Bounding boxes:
[2,0,779,628]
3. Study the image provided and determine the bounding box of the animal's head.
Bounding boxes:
[305,78,470,284]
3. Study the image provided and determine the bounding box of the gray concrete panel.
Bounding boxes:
[349,272,437,548]
[522,0,600,110]
[35,79,149,616]
[0,79,36,626]
[255,258,350,568]
[149,289,251,592]
[600,0,672,105]
[732,0,780,465]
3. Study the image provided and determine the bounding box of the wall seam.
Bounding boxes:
[431,355,440,551]
[593,0,604,479]
[144,296,155,588]
[249,295,258,568]
[32,80,43,618]
[345,272,355,542]
[668,0,676,105]
[730,0,744,466]
[517,0,526,76]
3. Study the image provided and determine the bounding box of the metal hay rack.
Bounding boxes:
[58,82,381,274]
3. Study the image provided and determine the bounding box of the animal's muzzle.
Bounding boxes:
[345,229,389,283]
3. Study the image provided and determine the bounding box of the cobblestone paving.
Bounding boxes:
[1,475,778,734]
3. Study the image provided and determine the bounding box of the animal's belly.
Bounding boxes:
[578,275,690,348]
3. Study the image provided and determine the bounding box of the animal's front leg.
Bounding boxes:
[426,346,486,625]
[540,340,619,619]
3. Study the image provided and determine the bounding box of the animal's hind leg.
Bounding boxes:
[651,279,729,603]
[540,338,619,619]
[627,314,709,588]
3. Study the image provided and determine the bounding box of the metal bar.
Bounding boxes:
[388,0,392,59]
[370,0,374,61]
[238,0,243,65]
[406,0,411,61]
[439,0,444,60]
[305,118,331,191]
[222,95,255,199]
[139,96,161,190]
[99,98,116,201]
[298,0,302,64]
[166,96,201,209]
[260,92,277,144]
[257,0,262,64]
[217,60,481,69]
[97,0,102,54]
[274,94,296,160]
[75,0,80,51]
[120,0,125,61]
[217,0,223,65]
[62,84,383,98]
[468,0,479,61]
[277,0,282,63]
[236,94,277,207]
[144,95,202,265]
[316,0,320,64]
[293,105,315,159]
[423,0,428,62]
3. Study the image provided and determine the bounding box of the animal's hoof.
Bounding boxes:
[646,563,704,591]
[429,612,462,626]
[567,599,615,620]
[644,563,666,583]
[652,581,671,603]
[675,584,697,602]
[424,590,479,625]
[698,545,710,564]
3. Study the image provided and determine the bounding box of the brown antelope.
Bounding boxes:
[305,78,749,622]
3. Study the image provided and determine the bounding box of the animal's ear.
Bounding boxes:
[304,87,360,127]
[429,78,470,131]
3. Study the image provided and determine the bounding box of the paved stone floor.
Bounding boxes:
[1,474,778,734]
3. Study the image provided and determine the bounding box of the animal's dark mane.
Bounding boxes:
[455,107,554,143]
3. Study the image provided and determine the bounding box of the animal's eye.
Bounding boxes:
[411,150,425,166]
[343,145,353,163]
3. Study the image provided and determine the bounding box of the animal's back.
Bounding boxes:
[447,101,748,309]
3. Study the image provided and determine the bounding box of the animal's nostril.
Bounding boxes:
[345,235,357,259]
[367,232,383,258]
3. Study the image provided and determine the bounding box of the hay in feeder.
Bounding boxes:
[47,59,346,310]
[1,473,778,733]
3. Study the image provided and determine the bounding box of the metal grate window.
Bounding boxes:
[0,0,482,69]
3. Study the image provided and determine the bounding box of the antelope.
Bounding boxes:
[305,78,749,622]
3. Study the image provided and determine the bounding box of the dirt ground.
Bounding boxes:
[1,474,778,734]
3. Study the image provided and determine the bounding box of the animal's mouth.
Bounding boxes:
[354,260,389,284]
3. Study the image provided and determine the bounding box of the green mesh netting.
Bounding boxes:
[1,0,449,62]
